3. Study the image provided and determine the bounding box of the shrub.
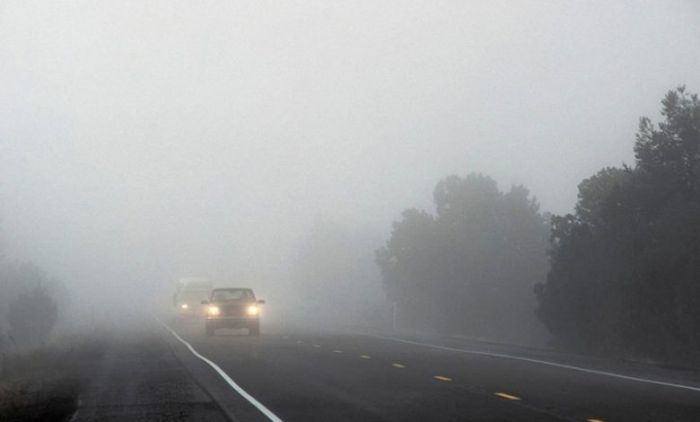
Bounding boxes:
[6,286,58,345]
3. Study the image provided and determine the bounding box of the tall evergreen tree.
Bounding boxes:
[536,87,700,360]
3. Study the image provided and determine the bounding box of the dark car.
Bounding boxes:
[202,288,265,336]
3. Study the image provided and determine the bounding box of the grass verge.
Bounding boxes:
[0,335,105,421]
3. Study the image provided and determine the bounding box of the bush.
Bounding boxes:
[6,286,58,345]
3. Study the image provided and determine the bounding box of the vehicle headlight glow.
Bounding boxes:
[208,305,220,316]
[246,305,259,316]
[180,303,189,309]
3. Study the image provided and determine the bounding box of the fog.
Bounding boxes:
[2,1,700,332]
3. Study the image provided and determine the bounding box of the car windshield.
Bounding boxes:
[211,289,253,302]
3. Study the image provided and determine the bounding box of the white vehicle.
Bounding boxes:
[173,277,213,318]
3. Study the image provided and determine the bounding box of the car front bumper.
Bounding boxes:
[205,316,259,328]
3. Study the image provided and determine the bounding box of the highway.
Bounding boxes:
[158,320,700,422]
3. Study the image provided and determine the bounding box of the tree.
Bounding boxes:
[536,87,700,360]
[7,285,58,344]
[1,263,63,346]
[377,209,439,330]
[377,174,550,344]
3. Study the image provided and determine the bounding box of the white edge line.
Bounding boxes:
[159,320,283,422]
[361,333,700,393]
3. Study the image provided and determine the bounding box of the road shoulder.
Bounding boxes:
[70,321,230,422]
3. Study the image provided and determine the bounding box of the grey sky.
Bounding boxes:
[1,1,699,298]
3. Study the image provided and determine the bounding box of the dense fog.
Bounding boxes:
[2,1,700,349]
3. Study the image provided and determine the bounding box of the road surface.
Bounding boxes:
[156,319,700,422]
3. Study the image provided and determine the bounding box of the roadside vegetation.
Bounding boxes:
[0,335,104,421]
[376,174,549,345]
[377,86,700,363]
[536,87,700,362]
[0,262,67,349]
[0,242,104,420]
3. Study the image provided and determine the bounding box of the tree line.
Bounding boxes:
[375,87,700,361]
[536,87,700,360]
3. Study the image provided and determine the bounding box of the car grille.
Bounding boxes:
[222,303,245,317]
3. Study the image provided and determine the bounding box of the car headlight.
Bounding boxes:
[246,305,259,316]
[208,305,220,316]
[180,303,189,309]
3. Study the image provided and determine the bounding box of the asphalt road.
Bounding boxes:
[160,319,700,422]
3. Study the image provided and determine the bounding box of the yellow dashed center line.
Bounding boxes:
[333,350,343,354]
[587,419,606,422]
[392,363,406,368]
[494,392,521,401]
[360,355,371,359]
[433,375,452,382]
